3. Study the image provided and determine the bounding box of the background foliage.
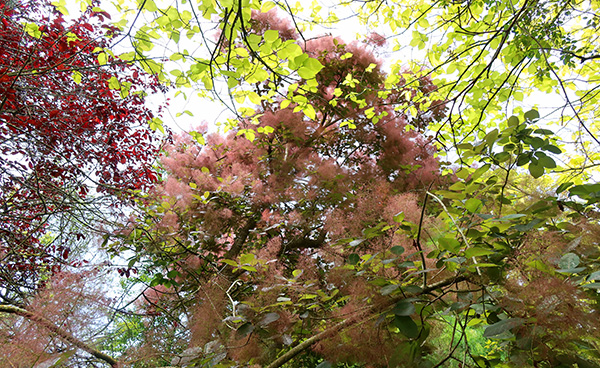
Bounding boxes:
[1,0,600,367]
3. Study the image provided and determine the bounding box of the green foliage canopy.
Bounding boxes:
[96,0,600,367]
[5,0,600,367]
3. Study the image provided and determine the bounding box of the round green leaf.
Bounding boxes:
[528,163,544,178]
[524,109,540,122]
[507,116,520,126]
[540,156,556,169]
[391,246,405,255]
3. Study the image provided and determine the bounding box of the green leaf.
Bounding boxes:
[381,284,399,295]
[538,155,556,169]
[240,253,256,265]
[393,212,405,223]
[142,0,158,11]
[528,163,544,178]
[24,22,42,38]
[292,269,303,278]
[258,312,280,327]
[189,131,205,145]
[534,128,554,135]
[588,271,600,281]
[108,76,120,90]
[167,270,180,279]
[464,198,483,213]
[497,213,525,220]
[484,129,499,145]
[298,67,316,79]
[569,184,600,200]
[244,130,256,142]
[530,137,545,150]
[97,52,107,65]
[438,237,461,253]
[464,247,495,258]
[483,318,524,338]
[298,57,323,80]
[236,322,254,339]
[507,116,520,127]
[260,1,276,12]
[391,246,405,255]
[526,259,554,274]
[513,218,543,231]
[494,152,510,162]
[558,253,580,270]
[516,153,530,166]
[303,104,316,120]
[348,253,360,265]
[349,239,365,247]
[393,316,419,338]
[472,164,491,180]
[556,182,573,194]
[393,301,415,316]
[524,109,540,122]
[403,285,423,293]
[435,190,466,200]
[221,259,238,267]
[543,144,562,154]
[72,71,82,84]
[150,273,165,287]
[264,29,279,43]
[557,267,585,274]
[316,361,332,368]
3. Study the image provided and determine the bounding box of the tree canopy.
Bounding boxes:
[2,0,600,367]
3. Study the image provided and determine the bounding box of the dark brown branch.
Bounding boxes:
[560,50,600,63]
[224,217,257,259]
[283,229,326,252]
[0,304,119,367]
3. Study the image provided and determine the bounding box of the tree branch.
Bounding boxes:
[225,217,258,259]
[0,304,119,368]
[265,275,466,368]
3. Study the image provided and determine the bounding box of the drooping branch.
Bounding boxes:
[0,304,119,368]
[265,275,467,368]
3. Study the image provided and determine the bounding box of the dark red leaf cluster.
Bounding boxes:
[0,0,165,300]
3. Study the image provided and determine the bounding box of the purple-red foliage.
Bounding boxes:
[0,0,164,299]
